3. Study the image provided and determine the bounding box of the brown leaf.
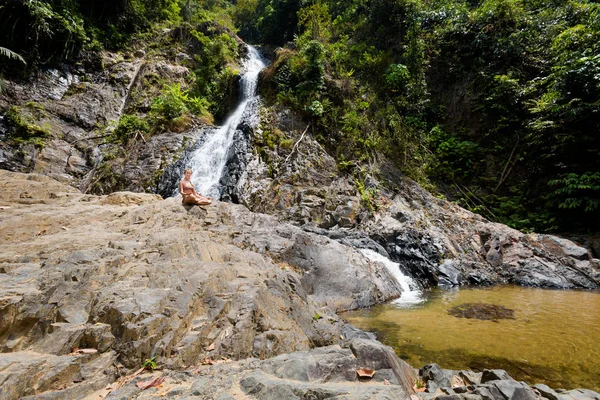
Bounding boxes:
[136,376,165,390]
[206,342,216,351]
[356,368,375,378]
[70,348,98,356]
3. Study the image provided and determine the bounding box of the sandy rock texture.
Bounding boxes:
[0,170,403,399]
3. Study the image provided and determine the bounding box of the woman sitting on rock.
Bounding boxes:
[179,169,212,206]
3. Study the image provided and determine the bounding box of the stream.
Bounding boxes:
[345,284,600,391]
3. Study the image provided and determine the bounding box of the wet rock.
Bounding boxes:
[359,178,600,290]
[421,364,453,392]
[271,231,403,311]
[480,369,514,383]
[490,379,537,400]
[437,259,461,286]
[533,384,560,400]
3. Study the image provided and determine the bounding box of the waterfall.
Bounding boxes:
[185,45,267,198]
[360,249,424,307]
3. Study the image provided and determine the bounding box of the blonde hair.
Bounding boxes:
[184,168,192,174]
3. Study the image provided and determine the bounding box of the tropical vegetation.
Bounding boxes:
[0,0,598,233]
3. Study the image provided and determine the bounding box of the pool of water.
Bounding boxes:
[344,285,600,391]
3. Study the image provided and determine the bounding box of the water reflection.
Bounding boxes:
[344,285,600,391]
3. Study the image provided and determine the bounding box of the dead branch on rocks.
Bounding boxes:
[284,123,310,164]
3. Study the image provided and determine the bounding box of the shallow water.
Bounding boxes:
[344,286,600,391]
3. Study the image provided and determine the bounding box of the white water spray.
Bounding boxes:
[360,249,424,307]
[187,45,266,197]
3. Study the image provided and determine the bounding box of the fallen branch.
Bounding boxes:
[494,135,520,192]
[284,124,310,164]
[133,130,147,143]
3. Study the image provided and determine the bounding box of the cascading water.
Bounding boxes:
[183,45,266,198]
[360,249,424,307]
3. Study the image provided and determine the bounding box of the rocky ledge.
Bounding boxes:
[0,170,400,399]
[1,170,599,400]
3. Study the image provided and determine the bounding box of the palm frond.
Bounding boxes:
[0,47,26,64]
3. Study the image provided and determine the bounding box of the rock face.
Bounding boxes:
[237,105,365,229]
[0,43,218,195]
[363,179,600,289]
[236,108,600,290]
[0,170,403,399]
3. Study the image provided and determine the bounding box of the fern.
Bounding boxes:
[0,47,25,64]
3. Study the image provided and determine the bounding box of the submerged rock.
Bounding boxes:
[447,303,515,321]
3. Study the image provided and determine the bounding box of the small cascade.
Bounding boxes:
[184,45,267,198]
[360,249,424,307]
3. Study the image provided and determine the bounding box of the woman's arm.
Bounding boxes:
[179,181,185,196]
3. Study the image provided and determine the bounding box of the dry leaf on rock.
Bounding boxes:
[136,376,165,390]
[356,368,375,378]
[70,347,98,355]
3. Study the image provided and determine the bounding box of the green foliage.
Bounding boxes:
[113,114,150,145]
[243,0,600,231]
[548,173,600,212]
[307,100,324,117]
[384,64,410,93]
[0,46,26,64]
[188,29,240,120]
[0,0,181,71]
[4,106,50,148]
[236,0,301,44]
[0,0,597,234]
[356,178,378,211]
[142,356,158,370]
[430,126,481,180]
[150,83,211,128]
[279,138,294,149]
[297,3,332,42]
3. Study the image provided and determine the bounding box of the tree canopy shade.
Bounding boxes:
[0,0,180,71]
